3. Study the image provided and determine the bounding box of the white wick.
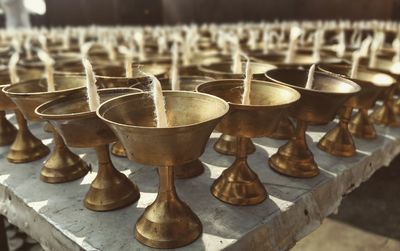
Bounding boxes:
[105,42,116,61]
[369,33,384,68]
[336,30,346,58]
[242,56,253,105]
[62,29,70,50]
[305,64,315,89]
[350,51,361,78]
[247,30,258,51]
[8,52,20,84]
[134,31,146,61]
[359,36,372,57]
[285,26,302,63]
[231,43,242,74]
[262,28,270,53]
[170,42,180,91]
[149,74,169,127]
[392,37,400,62]
[118,45,134,78]
[82,57,100,111]
[37,50,55,92]
[24,36,32,60]
[38,35,47,52]
[312,30,323,62]
[80,42,95,58]
[157,35,167,55]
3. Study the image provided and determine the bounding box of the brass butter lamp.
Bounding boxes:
[197,79,300,205]
[97,91,229,248]
[4,76,90,183]
[0,74,17,146]
[95,63,168,157]
[319,64,394,139]
[36,88,141,211]
[255,50,345,140]
[198,61,276,155]
[358,57,400,127]
[0,69,49,162]
[266,68,360,177]
[317,64,393,156]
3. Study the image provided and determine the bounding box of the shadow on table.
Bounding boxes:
[328,155,400,241]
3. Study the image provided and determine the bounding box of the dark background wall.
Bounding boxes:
[24,0,400,27]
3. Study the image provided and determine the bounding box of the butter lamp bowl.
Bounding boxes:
[97,91,229,249]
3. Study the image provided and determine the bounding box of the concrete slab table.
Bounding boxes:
[1,113,399,251]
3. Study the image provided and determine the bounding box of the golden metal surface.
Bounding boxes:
[266,68,360,177]
[40,126,90,183]
[7,110,50,163]
[97,91,229,248]
[197,80,300,204]
[269,117,295,140]
[318,64,395,139]
[318,106,356,157]
[4,76,89,182]
[349,108,377,139]
[110,141,127,157]
[198,61,276,80]
[36,88,141,211]
[370,85,400,127]
[0,111,16,146]
[213,134,255,155]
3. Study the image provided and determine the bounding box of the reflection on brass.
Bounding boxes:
[4,76,89,182]
[0,111,17,146]
[318,106,356,157]
[349,109,377,139]
[110,141,127,157]
[213,134,255,156]
[36,88,141,211]
[7,110,50,163]
[98,91,229,248]
[197,80,300,204]
[266,68,360,177]
[174,159,204,179]
[40,127,90,183]
[370,83,400,127]
[318,64,394,139]
[269,117,295,140]
[358,56,400,124]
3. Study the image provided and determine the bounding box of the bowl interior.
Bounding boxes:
[38,88,142,117]
[318,64,396,87]
[96,64,168,78]
[100,91,228,128]
[200,62,276,75]
[159,76,215,91]
[5,76,86,94]
[197,79,300,107]
[266,68,360,93]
